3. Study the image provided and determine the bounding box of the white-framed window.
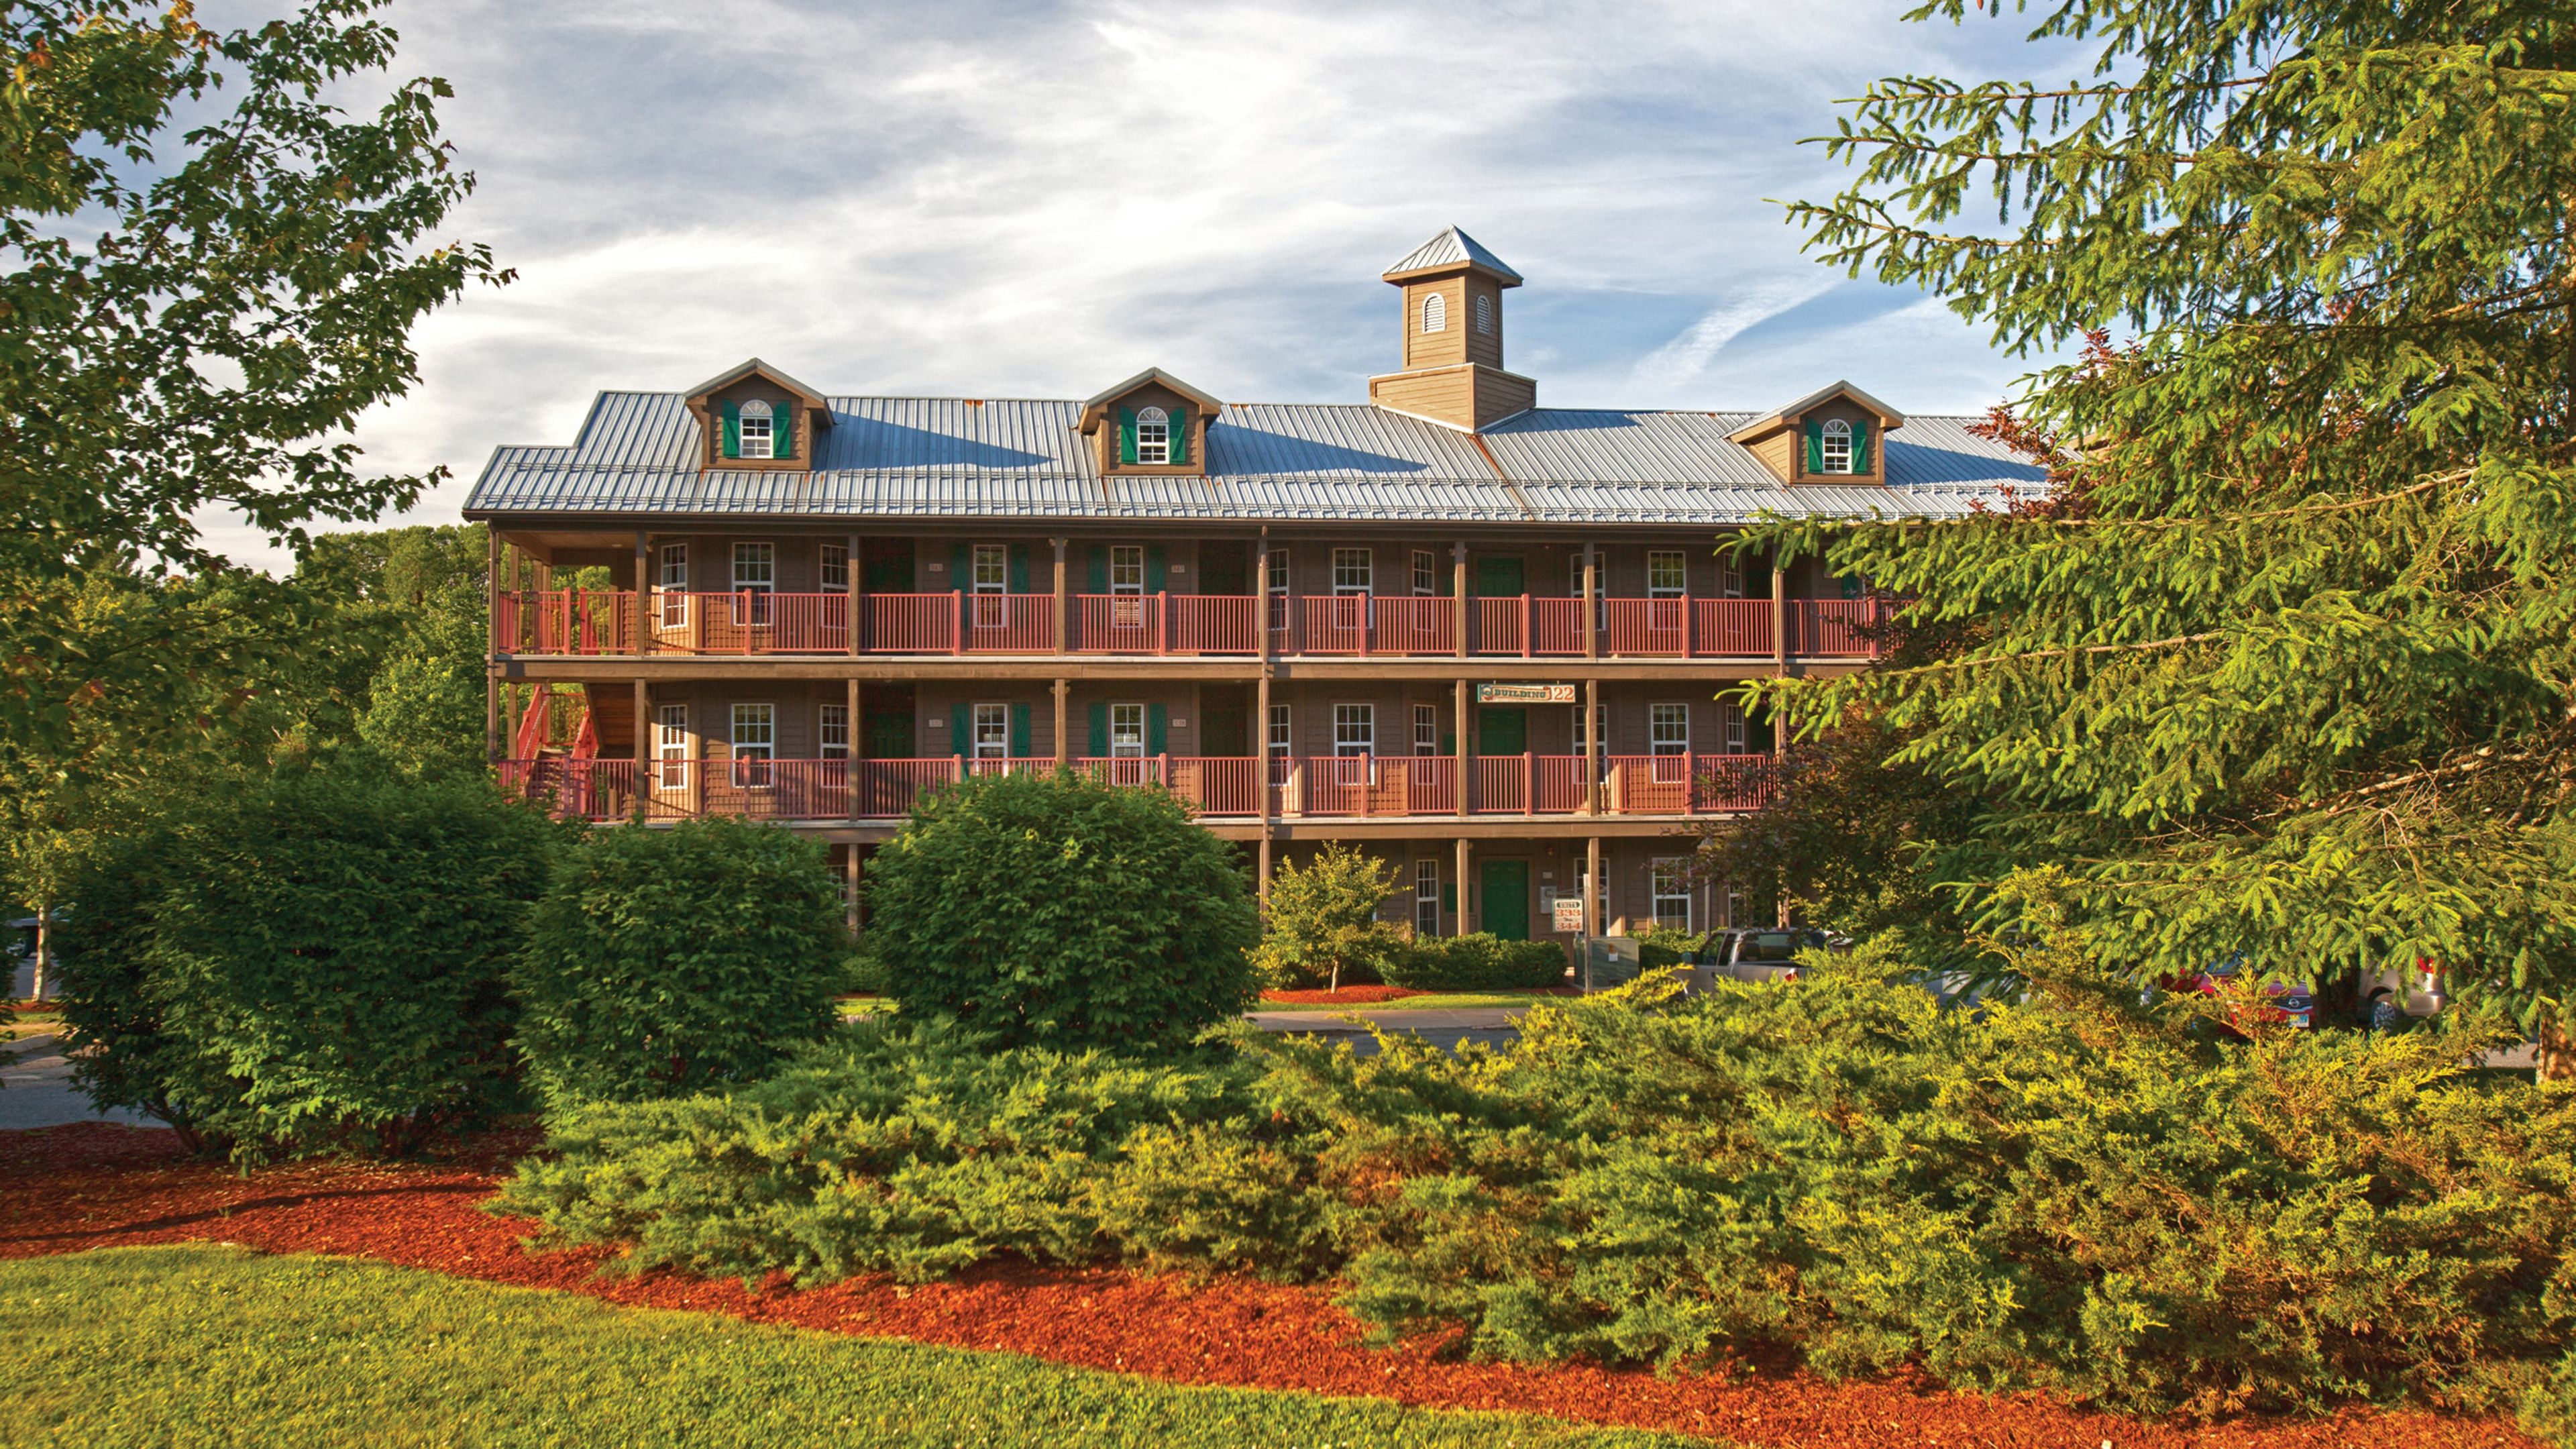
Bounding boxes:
[1724,883,1748,928]
[1570,702,1607,757]
[1421,292,1446,333]
[1474,292,1493,335]
[731,702,774,788]
[972,544,1007,595]
[973,702,1010,760]
[733,541,775,592]
[1647,550,1687,599]
[1570,553,1605,627]
[1332,547,1372,596]
[1652,703,1689,754]
[1651,858,1693,932]
[739,399,775,460]
[1415,859,1442,938]
[1821,418,1853,474]
[1267,702,1291,756]
[1411,548,1438,596]
[1110,702,1145,758]
[1136,407,1171,465]
[658,541,688,627]
[1720,557,1746,598]
[1265,547,1290,595]
[820,542,849,592]
[656,703,689,789]
[1332,703,1374,757]
[1724,704,1748,754]
[820,702,850,760]
[1413,702,1439,756]
[1111,544,1145,596]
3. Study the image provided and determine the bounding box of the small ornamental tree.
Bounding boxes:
[60,765,559,1159]
[868,769,1260,1051]
[1251,842,1405,991]
[513,816,849,1107]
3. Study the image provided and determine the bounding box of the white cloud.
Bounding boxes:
[1630,275,1841,388]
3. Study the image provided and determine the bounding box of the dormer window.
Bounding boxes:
[1820,419,1853,474]
[723,398,784,461]
[1136,406,1171,464]
[1421,292,1446,333]
[1474,293,1493,334]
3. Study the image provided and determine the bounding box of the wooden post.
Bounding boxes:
[1255,671,1272,815]
[1052,537,1070,655]
[847,531,863,657]
[635,530,653,657]
[1582,542,1599,661]
[1257,834,1274,911]
[486,665,500,765]
[845,844,861,936]
[1454,837,1472,934]
[1452,540,1468,657]
[1256,528,1272,663]
[633,677,650,796]
[1523,749,1536,817]
[1520,593,1532,659]
[1586,836,1603,944]
[1772,551,1790,669]
[847,678,863,823]
[1452,677,1470,818]
[1585,677,1601,816]
[1053,678,1071,769]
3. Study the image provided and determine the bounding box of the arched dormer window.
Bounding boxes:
[1820,418,1853,474]
[1474,293,1493,335]
[1421,292,1446,333]
[737,398,776,460]
[1136,405,1171,465]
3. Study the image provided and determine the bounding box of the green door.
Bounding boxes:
[863,710,915,760]
[1480,860,1530,941]
[1477,706,1527,755]
[1473,556,1525,598]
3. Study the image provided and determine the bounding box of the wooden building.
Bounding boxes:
[466,227,2041,943]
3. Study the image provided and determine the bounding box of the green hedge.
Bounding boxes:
[1382,933,1567,991]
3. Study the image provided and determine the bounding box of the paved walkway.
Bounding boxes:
[1246,1006,1527,1056]
[1,1035,151,1131]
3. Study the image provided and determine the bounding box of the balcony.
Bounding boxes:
[496,588,1890,661]
[498,753,1776,824]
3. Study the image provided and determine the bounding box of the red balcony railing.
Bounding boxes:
[496,590,641,655]
[1790,598,1888,657]
[650,592,849,653]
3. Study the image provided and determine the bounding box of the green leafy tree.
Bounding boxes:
[1755,0,2576,1065]
[295,523,495,777]
[513,817,849,1108]
[868,770,1260,1051]
[1250,842,1405,991]
[58,765,557,1159]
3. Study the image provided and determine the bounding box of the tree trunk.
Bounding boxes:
[2538,1016,2575,1083]
[28,903,49,1004]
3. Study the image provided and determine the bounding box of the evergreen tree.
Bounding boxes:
[1754,2,2576,1065]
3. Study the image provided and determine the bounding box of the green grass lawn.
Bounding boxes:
[0,1246,1713,1448]
[1250,991,1565,1013]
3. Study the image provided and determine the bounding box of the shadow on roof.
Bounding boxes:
[1491,410,1649,434]
[1207,425,1435,475]
[820,415,1058,471]
[1884,435,2047,484]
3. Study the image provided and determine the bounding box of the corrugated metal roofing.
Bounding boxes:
[1386,226,1523,284]
[468,390,2047,525]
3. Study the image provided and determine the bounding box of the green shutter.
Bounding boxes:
[1850,420,1870,474]
[1802,421,1823,474]
[721,401,741,459]
[1747,700,1776,753]
[1087,702,1109,758]
[1442,883,1456,912]
[1087,545,1108,593]
[773,403,792,460]
[1147,702,1169,755]
[950,542,969,592]
[1010,702,1032,759]
[1145,545,1167,593]
[1841,572,1865,600]
[1008,543,1030,594]
[1745,554,1774,599]
[1440,731,1457,756]
[949,707,969,757]
[1167,407,1189,465]
[1118,407,1138,465]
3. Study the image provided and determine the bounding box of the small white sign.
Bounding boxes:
[1552,898,1586,934]
[1479,683,1577,704]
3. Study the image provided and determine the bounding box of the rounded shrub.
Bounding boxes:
[1248,841,1404,991]
[60,764,561,1159]
[867,769,1259,1051]
[513,815,849,1107]
[1382,932,1568,991]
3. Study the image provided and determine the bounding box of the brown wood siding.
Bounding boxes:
[1472,366,1536,429]
[1095,382,1212,478]
[1401,277,1470,371]
[700,381,812,474]
[1463,276,1505,370]
[1368,366,1476,429]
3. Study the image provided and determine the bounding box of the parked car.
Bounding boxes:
[2153,953,2314,1032]
[1688,927,1834,985]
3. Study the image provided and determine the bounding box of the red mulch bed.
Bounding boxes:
[1257,985,1585,1005]
[0,1123,2536,1449]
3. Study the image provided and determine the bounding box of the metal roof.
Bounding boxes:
[468,391,2047,525]
[1384,226,1523,285]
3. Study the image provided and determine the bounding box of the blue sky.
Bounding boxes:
[214,0,2089,568]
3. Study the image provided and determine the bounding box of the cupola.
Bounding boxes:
[1727,380,1904,485]
[684,358,833,471]
[1076,366,1225,477]
[1367,226,1535,431]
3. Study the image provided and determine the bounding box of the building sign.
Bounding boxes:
[1477,683,1576,704]
[1552,898,1587,934]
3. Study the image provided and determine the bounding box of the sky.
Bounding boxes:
[204,0,2091,571]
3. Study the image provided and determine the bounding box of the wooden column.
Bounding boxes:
[634,530,653,657]
[1582,542,1599,661]
[845,845,861,936]
[860,528,881,657]
[1452,540,1469,657]
[1585,677,1602,816]
[1256,670,1274,827]
[1454,837,1472,934]
[1051,537,1070,655]
[1256,528,1272,663]
[486,666,500,765]
[1052,678,1071,768]
[1452,676,1470,818]
[1772,551,1790,671]
[1257,835,1274,911]
[1586,836,1603,943]
[847,678,863,823]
